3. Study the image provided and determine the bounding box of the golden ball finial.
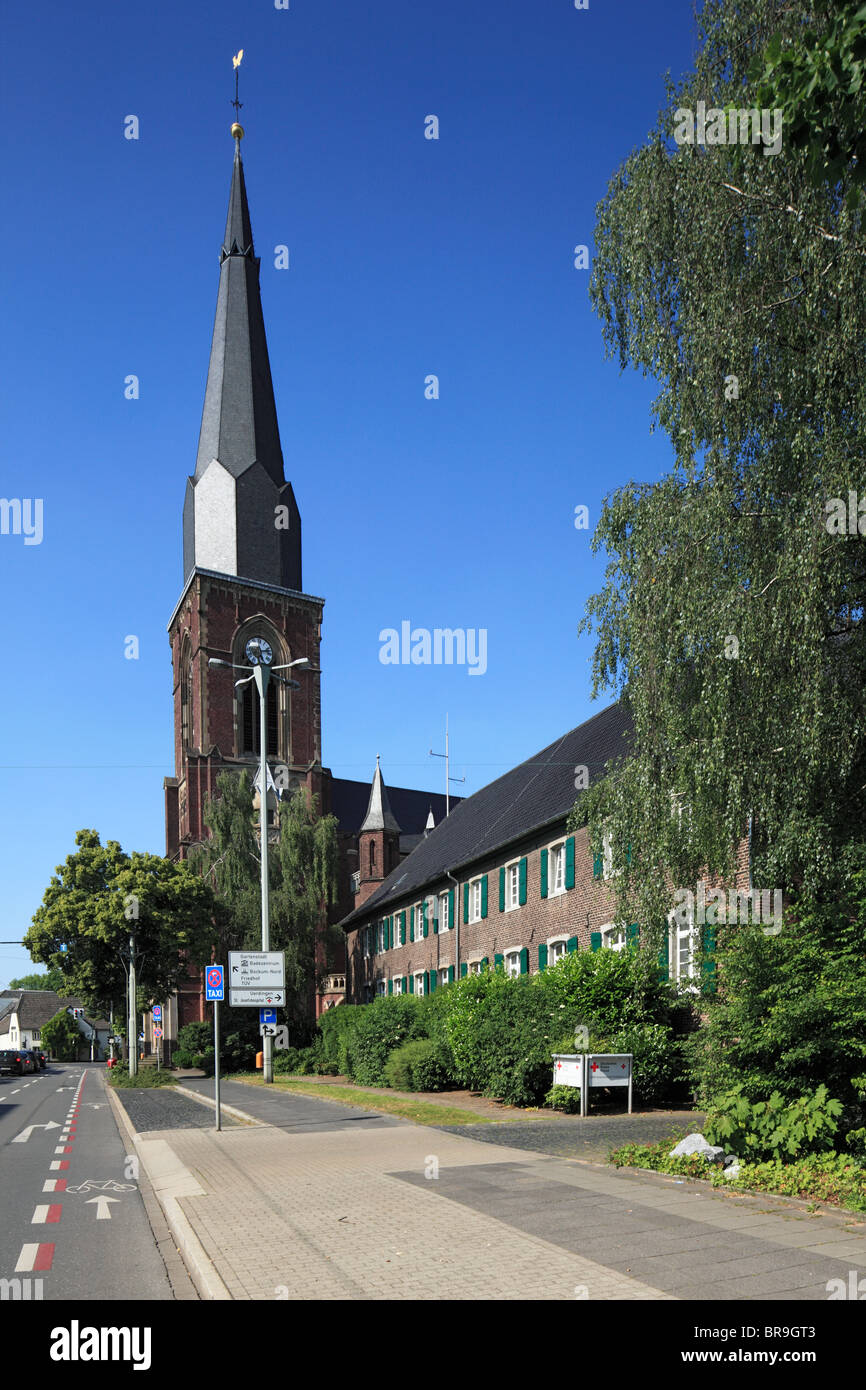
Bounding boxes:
[231,122,245,141]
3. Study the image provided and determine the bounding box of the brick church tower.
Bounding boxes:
[164,128,327,1026]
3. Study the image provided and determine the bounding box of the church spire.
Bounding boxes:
[360,756,401,834]
[183,114,302,591]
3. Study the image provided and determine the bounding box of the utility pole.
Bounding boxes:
[254,658,273,1085]
[128,927,138,1078]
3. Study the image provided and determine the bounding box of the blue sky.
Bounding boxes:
[0,0,699,985]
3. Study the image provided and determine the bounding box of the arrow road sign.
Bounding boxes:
[260,1024,290,1048]
[229,951,285,989]
[229,988,285,1007]
[86,1196,120,1220]
[12,1122,61,1143]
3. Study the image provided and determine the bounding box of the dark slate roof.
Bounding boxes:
[194,142,285,488]
[329,778,459,837]
[340,700,632,928]
[360,760,401,833]
[0,990,67,1031]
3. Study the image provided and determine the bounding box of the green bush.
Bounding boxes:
[171,1049,197,1069]
[193,1049,215,1076]
[383,1038,454,1092]
[177,1021,213,1055]
[602,1021,686,1106]
[545,1083,582,1114]
[273,1047,301,1074]
[350,996,429,1087]
[318,1005,365,1076]
[704,1084,844,1161]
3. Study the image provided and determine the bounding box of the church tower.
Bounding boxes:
[165,126,325,895]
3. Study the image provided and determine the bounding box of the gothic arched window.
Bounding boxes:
[180,641,193,749]
[241,679,279,756]
[369,840,376,874]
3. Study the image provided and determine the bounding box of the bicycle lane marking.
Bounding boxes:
[15,1068,88,1274]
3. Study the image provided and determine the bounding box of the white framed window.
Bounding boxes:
[470,878,482,923]
[602,831,614,880]
[602,923,626,952]
[392,977,403,995]
[391,918,400,950]
[439,891,450,932]
[548,842,565,896]
[414,971,426,996]
[467,959,482,976]
[504,949,521,978]
[375,978,387,997]
[548,937,568,965]
[440,966,451,987]
[668,908,697,985]
[506,861,520,910]
[377,920,387,953]
[362,929,371,959]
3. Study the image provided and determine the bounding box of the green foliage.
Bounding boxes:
[544,1083,582,1114]
[599,1021,685,1106]
[611,1139,866,1212]
[191,777,338,1041]
[383,1038,453,1092]
[273,1047,301,1074]
[109,1067,178,1088]
[576,0,866,932]
[685,850,866,1137]
[317,1004,366,1076]
[41,1010,82,1061]
[704,1084,844,1161]
[751,0,866,194]
[25,830,217,1016]
[171,1050,197,1069]
[177,1022,213,1055]
[8,968,65,992]
[350,996,429,1087]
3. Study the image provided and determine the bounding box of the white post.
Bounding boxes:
[128,930,137,1078]
[256,663,273,1085]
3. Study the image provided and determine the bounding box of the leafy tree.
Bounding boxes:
[41,1010,83,1062]
[190,777,339,1042]
[573,0,866,938]
[751,0,866,195]
[8,968,65,993]
[24,831,217,1017]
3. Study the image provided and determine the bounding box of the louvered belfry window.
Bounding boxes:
[241,680,279,756]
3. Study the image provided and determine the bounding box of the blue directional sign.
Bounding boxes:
[260,1007,277,1026]
[206,966,225,1002]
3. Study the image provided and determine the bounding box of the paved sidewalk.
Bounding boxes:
[115,1077,866,1302]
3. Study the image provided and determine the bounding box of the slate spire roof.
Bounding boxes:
[195,140,285,487]
[360,756,402,834]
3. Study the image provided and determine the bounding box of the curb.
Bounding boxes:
[174,1083,264,1126]
[105,1082,233,1301]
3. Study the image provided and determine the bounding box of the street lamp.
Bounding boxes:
[208,644,311,1083]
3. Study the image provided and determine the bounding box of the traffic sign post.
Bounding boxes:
[205,967,225,1131]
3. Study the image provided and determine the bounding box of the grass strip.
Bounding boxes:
[226,1073,504,1125]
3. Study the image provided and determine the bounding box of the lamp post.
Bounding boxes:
[209,643,310,1083]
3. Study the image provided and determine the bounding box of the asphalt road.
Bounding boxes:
[0,1063,178,1300]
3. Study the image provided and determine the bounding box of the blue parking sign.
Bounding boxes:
[206,966,225,1001]
[260,1007,277,1025]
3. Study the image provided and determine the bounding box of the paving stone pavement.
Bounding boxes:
[113,1087,240,1133]
[436,1112,705,1162]
[129,1086,866,1302]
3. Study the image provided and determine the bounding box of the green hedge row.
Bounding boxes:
[314,948,694,1107]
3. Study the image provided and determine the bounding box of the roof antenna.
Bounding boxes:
[231,49,245,140]
[429,713,465,817]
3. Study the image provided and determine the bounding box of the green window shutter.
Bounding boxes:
[387,978,393,996]
[387,916,393,950]
[408,973,415,994]
[538,942,548,970]
[448,889,454,929]
[422,901,428,938]
[460,962,468,979]
[658,931,670,982]
[519,947,529,975]
[518,857,527,905]
[400,911,406,945]
[432,899,438,935]
[626,843,632,866]
[499,866,505,912]
[410,909,415,943]
[424,970,430,995]
[402,976,407,994]
[481,874,488,919]
[429,969,436,993]
[627,922,639,951]
[592,851,603,880]
[480,957,489,972]
[540,848,548,898]
[494,953,504,969]
[567,935,578,954]
[463,883,469,922]
[565,836,576,890]
[702,925,718,995]
[448,965,455,983]
[590,931,602,952]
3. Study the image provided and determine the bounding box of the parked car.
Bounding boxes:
[0,1049,37,1075]
[28,1049,47,1070]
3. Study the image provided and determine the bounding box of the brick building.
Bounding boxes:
[341,702,753,999]
[163,127,453,1025]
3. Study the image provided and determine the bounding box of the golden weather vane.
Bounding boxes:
[231,49,245,139]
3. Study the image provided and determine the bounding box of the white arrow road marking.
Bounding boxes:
[55,1087,73,1092]
[85,1196,120,1220]
[84,1104,104,1109]
[12,1122,61,1144]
